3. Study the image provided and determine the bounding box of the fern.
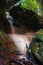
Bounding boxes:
[20,0,40,11]
[20,0,42,16]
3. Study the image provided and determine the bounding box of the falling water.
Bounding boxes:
[6,12,15,34]
[6,12,32,59]
[10,23,15,34]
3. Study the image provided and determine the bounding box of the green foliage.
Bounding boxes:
[39,42,43,58]
[20,0,43,16]
[37,29,43,41]
[31,43,37,53]
[29,38,38,53]
[29,30,43,59]
[20,0,40,11]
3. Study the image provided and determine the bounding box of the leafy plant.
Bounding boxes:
[20,0,42,16]
[20,0,40,11]
[29,29,43,59]
[37,29,43,41]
